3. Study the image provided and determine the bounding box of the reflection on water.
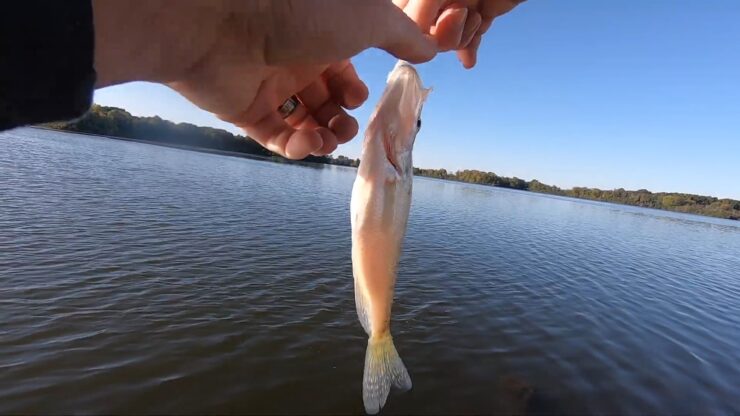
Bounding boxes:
[1,128,739,414]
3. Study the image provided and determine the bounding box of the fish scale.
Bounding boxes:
[349,60,431,414]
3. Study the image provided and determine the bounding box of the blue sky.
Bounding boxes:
[94,0,740,200]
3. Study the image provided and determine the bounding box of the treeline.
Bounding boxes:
[44,105,739,221]
[414,168,529,189]
[413,168,740,220]
[561,187,740,220]
[331,155,361,167]
[44,104,332,164]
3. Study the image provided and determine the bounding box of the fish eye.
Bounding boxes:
[416,118,422,129]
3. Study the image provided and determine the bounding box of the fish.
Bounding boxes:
[350,60,431,414]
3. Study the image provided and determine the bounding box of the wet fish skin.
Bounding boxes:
[350,60,430,415]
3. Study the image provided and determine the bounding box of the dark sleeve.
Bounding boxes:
[0,1,96,131]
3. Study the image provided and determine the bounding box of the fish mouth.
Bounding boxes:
[388,60,422,84]
[379,60,426,176]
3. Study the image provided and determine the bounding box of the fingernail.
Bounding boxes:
[461,14,482,48]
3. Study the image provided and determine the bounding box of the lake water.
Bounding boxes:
[1,128,739,415]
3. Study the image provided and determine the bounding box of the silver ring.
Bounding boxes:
[278,95,300,119]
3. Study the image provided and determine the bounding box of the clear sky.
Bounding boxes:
[94,0,740,200]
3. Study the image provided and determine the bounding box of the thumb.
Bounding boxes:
[372,2,438,63]
[258,1,437,65]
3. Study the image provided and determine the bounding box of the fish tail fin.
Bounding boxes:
[363,335,412,414]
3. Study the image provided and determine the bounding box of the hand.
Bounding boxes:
[394,0,526,68]
[93,0,437,159]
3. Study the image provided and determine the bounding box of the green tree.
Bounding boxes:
[41,105,739,221]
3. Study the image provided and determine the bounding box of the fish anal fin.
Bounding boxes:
[354,278,372,336]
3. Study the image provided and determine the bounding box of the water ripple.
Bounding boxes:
[1,128,739,414]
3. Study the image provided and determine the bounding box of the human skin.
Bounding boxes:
[92,0,525,159]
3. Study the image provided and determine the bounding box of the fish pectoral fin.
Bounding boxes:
[363,335,412,415]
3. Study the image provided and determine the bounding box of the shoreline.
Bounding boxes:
[29,126,330,169]
[28,126,739,222]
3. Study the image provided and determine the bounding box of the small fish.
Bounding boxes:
[350,60,430,414]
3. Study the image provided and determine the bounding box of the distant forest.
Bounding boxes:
[44,105,739,221]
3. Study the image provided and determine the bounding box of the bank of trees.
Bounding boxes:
[45,105,739,221]
[411,168,739,220]
[46,105,273,156]
[45,104,335,163]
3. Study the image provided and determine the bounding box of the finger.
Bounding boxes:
[373,2,438,63]
[276,98,341,157]
[482,0,526,20]
[240,112,323,160]
[282,99,319,130]
[298,81,359,144]
[322,60,368,110]
[311,127,339,156]
[459,10,482,49]
[478,16,494,36]
[392,0,410,10]
[478,0,527,36]
[431,6,468,51]
[457,33,482,69]
[401,0,447,32]
[455,0,523,68]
